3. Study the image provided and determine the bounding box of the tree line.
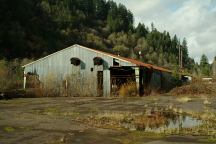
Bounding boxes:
[0,0,214,76]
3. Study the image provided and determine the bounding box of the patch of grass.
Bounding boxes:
[96,111,130,120]
[0,101,11,104]
[33,107,60,116]
[45,107,59,115]
[4,126,15,132]
[119,82,138,97]
[19,126,32,131]
[62,111,80,118]
[198,137,216,143]
[130,131,166,139]
[177,97,192,103]
[89,106,99,114]
[204,99,212,105]
[112,131,166,144]
[207,137,216,143]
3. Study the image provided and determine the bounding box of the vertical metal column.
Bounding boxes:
[23,71,26,89]
[135,67,140,93]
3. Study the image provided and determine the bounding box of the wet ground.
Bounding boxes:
[0,95,216,144]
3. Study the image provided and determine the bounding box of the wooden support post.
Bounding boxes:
[139,67,144,96]
[181,46,183,69]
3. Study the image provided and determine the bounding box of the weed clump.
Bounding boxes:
[4,126,15,132]
[177,97,192,103]
[0,59,32,92]
[119,82,138,97]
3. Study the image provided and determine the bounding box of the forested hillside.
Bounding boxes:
[0,0,195,70]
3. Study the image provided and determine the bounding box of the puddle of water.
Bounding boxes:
[121,110,202,133]
[168,115,201,129]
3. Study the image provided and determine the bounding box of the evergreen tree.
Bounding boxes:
[135,23,148,37]
[200,54,210,76]
[171,35,178,54]
[107,2,133,32]
[93,0,107,20]
[181,38,190,69]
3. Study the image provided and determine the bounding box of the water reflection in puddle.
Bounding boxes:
[121,110,202,132]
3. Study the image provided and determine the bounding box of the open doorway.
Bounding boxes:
[97,71,103,96]
[110,67,135,96]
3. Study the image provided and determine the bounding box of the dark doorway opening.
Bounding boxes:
[97,71,103,96]
[110,67,135,96]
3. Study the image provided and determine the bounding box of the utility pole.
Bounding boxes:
[178,39,183,69]
[181,45,183,69]
[178,39,181,69]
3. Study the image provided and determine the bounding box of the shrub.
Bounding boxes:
[170,80,216,95]
[26,75,41,88]
[41,73,61,97]
[177,97,192,103]
[0,60,9,91]
[119,82,138,97]
[65,74,96,97]
[0,59,27,91]
[4,126,15,132]
[113,45,130,57]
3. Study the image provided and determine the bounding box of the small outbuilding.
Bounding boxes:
[22,44,175,97]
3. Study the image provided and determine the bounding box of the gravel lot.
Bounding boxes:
[0,96,215,144]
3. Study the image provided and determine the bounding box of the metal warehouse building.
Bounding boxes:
[22,44,174,97]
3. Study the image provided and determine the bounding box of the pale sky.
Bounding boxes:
[113,0,216,63]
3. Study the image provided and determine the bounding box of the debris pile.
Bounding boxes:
[170,82,216,95]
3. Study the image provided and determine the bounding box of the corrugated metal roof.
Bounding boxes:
[23,44,172,73]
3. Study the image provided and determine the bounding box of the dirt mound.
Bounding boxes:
[170,82,216,95]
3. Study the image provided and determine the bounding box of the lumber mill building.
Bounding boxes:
[22,44,175,97]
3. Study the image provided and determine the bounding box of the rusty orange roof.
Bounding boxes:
[78,45,172,73]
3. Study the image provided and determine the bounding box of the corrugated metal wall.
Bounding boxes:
[161,72,174,91]
[150,70,162,89]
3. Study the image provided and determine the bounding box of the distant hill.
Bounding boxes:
[0,0,195,70]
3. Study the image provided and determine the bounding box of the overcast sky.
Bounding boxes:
[113,0,216,63]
